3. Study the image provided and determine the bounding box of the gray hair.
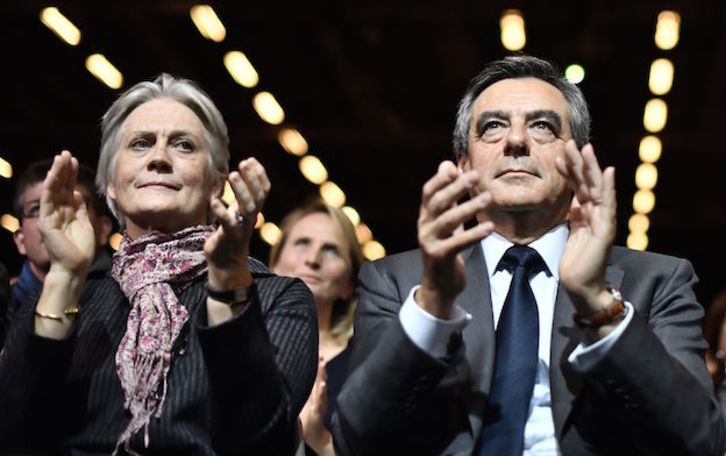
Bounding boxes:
[96,73,230,226]
[452,55,591,158]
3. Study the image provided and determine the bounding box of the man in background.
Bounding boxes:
[9,158,113,319]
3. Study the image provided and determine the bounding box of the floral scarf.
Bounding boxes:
[111,225,214,453]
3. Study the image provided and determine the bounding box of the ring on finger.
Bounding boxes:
[234,211,245,224]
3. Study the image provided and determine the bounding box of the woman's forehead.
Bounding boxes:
[122,98,204,136]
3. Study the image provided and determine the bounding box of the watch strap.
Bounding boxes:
[207,282,254,306]
[574,286,627,328]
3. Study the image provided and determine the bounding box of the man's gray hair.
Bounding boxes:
[96,73,230,226]
[452,55,591,158]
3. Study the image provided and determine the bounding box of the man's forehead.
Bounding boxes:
[472,77,569,116]
[22,181,95,204]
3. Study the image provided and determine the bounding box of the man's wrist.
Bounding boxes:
[414,285,455,319]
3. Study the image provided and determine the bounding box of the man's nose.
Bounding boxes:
[504,123,529,157]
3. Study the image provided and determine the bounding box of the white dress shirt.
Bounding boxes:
[399,224,633,455]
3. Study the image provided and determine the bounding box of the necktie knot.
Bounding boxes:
[499,244,546,275]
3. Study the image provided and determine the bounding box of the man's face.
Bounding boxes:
[13,181,111,279]
[458,77,573,221]
[13,182,50,274]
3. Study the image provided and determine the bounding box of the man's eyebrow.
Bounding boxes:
[474,110,508,135]
[526,110,563,133]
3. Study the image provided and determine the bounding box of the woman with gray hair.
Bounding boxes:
[0,74,317,455]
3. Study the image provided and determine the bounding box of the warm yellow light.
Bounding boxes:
[627,232,649,251]
[299,155,328,185]
[655,11,680,50]
[635,163,658,190]
[362,240,386,261]
[109,232,123,251]
[320,181,346,208]
[649,59,674,96]
[643,99,668,133]
[260,222,282,245]
[223,51,258,88]
[85,54,123,89]
[356,223,373,244]
[639,136,662,163]
[40,7,81,46]
[1,214,19,233]
[500,10,526,51]
[221,181,235,205]
[342,206,360,226]
[255,212,265,229]
[0,157,12,178]
[633,190,656,214]
[190,5,226,42]
[253,92,285,125]
[628,214,650,234]
[278,128,308,156]
[565,64,585,84]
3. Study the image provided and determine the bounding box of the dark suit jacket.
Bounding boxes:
[0,257,318,454]
[333,245,726,455]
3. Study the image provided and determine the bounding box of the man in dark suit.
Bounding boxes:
[333,56,725,455]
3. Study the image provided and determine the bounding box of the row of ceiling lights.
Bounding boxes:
[0,5,387,260]
[501,8,681,252]
[626,10,680,251]
[0,6,125,235]
[188,5,386,260]
[0,6,683,256]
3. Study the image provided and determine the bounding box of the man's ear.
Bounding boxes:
[13,228,27,256]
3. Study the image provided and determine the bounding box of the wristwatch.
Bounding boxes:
[207,282,254,306]
[573,286,627,328]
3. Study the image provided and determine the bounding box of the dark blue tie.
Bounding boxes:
[478,245,545,455]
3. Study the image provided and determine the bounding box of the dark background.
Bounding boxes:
[1,1,724,308]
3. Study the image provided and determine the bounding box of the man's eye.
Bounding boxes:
[532,121,554,132]
[25,206,40,218]
[482,121,505,132]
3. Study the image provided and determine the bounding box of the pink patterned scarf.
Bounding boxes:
[111,225,214,453]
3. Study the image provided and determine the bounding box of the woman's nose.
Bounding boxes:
[147,143,173,172]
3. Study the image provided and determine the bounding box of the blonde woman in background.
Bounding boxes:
[270,199,364,455]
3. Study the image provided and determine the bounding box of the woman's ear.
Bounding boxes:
[212,176,225,200]
[106,182,116,199]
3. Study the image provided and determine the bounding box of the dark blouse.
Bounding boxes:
[324,343,351,431]
[0,258,317,455]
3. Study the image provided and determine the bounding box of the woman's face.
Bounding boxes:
[273,212,354,306]
[108,98,220,238]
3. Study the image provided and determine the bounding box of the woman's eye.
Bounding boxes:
[176,140,194,152]
[131,138,150,150]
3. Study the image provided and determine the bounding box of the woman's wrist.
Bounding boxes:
[207,264,252,291]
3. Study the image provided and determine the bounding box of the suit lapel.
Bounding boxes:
[458,244,496,393]
[549,262,624,440]
[454,244,496,442]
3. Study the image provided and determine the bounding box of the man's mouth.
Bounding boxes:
[495,168,538,178]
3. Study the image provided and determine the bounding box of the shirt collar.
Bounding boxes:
[481,223,569,280]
